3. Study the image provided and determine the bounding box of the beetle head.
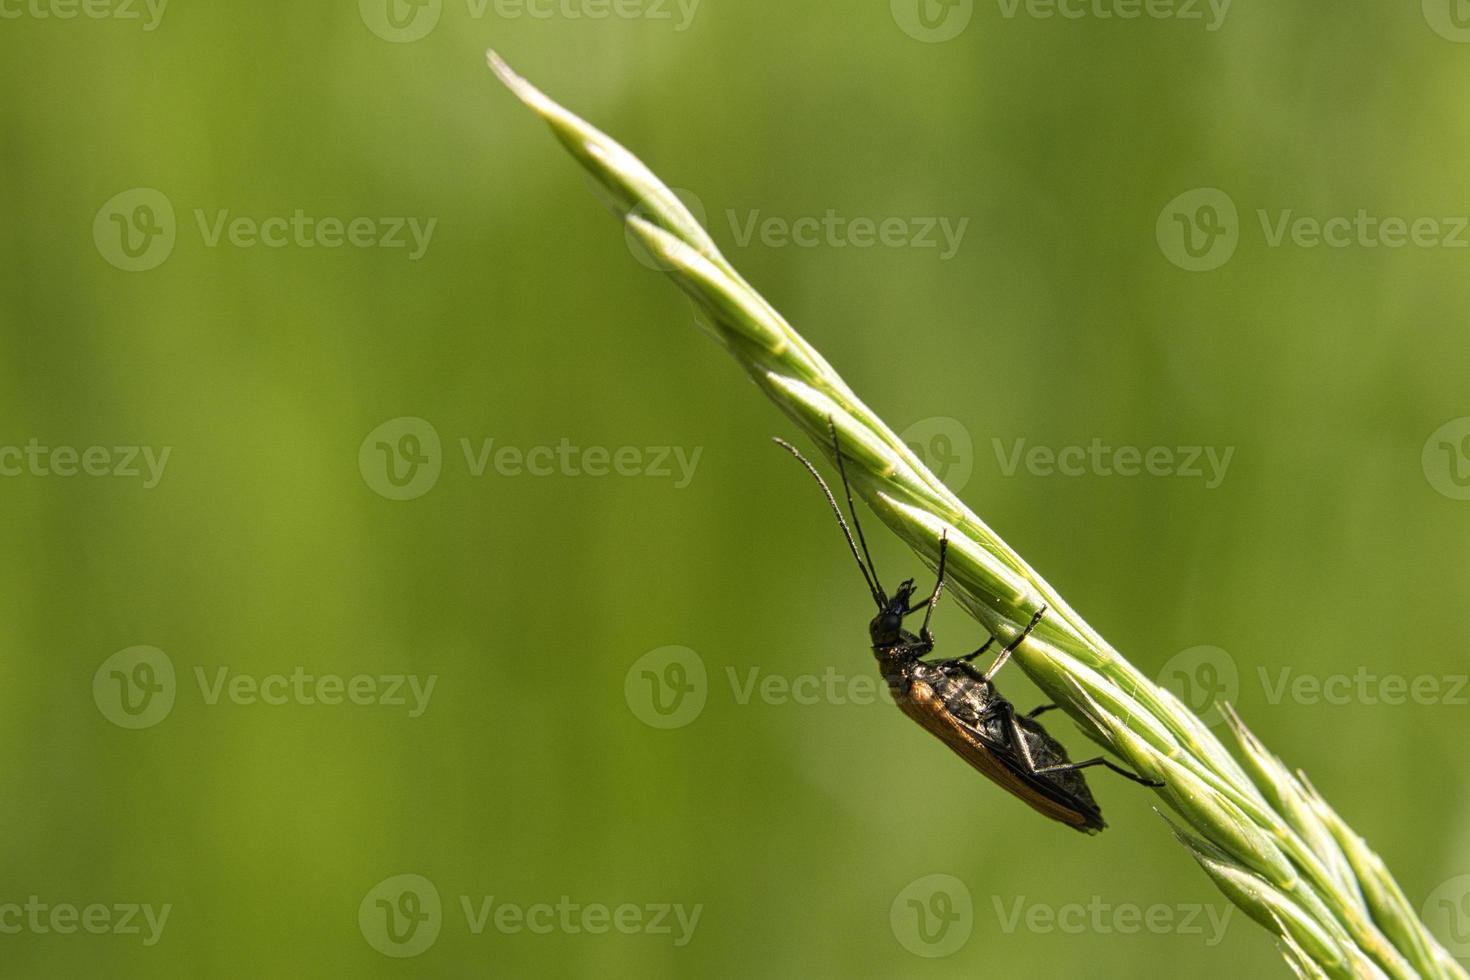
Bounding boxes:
[868,579,916,648]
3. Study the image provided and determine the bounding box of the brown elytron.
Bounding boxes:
[775,425,1161,834]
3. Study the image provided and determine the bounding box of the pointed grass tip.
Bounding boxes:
[486,50,547,111]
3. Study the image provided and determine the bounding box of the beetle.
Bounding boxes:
[775,426,1162,833]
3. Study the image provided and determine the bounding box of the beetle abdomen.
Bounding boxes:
[891,662,1106,833]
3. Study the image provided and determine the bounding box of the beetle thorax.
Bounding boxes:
[872,640,918,692]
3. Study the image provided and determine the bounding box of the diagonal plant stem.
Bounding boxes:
[489,51,1464,979]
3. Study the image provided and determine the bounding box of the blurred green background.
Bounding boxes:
[4,1,1470,976]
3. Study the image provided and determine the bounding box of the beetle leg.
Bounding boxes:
[1029,757,1164,788]
[982,606,1048,683]
[906,533,949,650]
[964,700,1021,751]
[988,701,1028,755]
[1027,704,1059,718]
[925,649,988,680]
[998,705,1162,786]
[934,611,1038,674]
[959,637,994,663]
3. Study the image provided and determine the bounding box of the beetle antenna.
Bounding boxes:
[826,418,886,600]
[773,437,885,608]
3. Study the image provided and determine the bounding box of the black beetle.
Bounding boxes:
[775,425,1161,833]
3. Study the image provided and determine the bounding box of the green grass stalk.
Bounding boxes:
[489,52,1465,979]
